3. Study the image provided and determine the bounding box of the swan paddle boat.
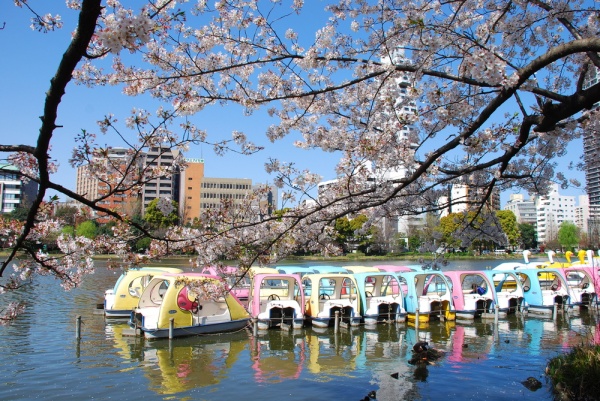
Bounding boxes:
[483,270,526,316]
[247,273,306,330]
[302,273,362,328]
[517,268,570,315]
[130,272,250,339]
[560,266,598,308]
[104,267,183,318]
[400,270,456,323]
[444,271,495,319]
[352,271,407,326]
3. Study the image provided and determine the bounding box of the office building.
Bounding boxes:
[503,194,537,225]
[179,158,205,224]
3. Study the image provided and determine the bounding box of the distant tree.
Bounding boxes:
[437,213,464,249]
[420,213,441,247]
[390,232,408,253]
[54,205,79,226]
[365,224,386,255]
[8,207,28,222]
[62,226,75,237]
[40,231,61,252]
[454,211,507,250]
[75,220,97,239]
[519,223,537,250]
[97,221,117,237]
[408,234,421,252]
[135,237,152,252]
[558,221,580,251]
[439,211,507,251]
[496,210,520,248]
[334,214,371,253]
[143,199,179,228]
[578,232,590,250]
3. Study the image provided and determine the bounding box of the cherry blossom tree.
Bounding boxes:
[2,0,600,323]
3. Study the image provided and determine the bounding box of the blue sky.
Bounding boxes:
[0,2,589,209]
[1,3,342,205]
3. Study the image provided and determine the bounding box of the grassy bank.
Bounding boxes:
[546,343,600,401]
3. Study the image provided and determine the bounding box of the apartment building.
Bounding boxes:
[439,183,501,218]
[200,177,253,212]
[75,147,144,222]
[0,164,38,213]
[533,184,576,244]
[141,146,181,214]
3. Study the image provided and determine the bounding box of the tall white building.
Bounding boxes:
[141,146,181,213]
[575,194,590,236]
[583,66,600,214]
[439,182,501,217]
[582,66,600,244]
[379,48,418,182]
[534,184,576,244]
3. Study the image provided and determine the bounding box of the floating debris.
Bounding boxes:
[408,341,445,366]
[522,377,542,391]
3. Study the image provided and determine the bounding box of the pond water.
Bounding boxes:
[1,258,598,401]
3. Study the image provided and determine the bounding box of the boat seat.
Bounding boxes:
[177,287,199,312]
[199,301,227,316]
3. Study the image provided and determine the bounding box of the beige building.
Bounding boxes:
[179,158,205,225]
[200,177,253,212]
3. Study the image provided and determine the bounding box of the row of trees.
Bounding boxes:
[4,198,179,253]
[333,210,586,256]
[333,210,535,256]
[5,195,584,259]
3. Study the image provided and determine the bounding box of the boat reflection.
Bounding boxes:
[305,326,361,376]
[103,310,600,399]
[105,323,248,394]
[250,329,306,383]
[517,309,599,355]
[447,325,494,363]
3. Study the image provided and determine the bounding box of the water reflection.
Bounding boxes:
[250,329,306,383]
[5,258,600,401]
[106,323,248,395]
[101,310,600,400]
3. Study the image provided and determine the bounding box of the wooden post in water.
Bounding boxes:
[75,315,82,340]
[415,309,420,329]
[169,318,174,339]
[494,304,499,326]
[553,303,558,321]
[334,311,340,333]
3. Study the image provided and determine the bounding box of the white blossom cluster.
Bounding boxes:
[97,9,154,54]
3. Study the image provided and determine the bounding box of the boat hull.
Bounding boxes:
[310,316,361,328]
[257,317,304,330]
[363,310,406,326]
[140,318,250,339]
[104,308,133,318]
